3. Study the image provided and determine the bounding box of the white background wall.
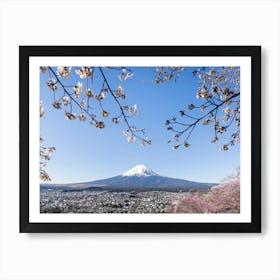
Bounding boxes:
[0,0,279,279]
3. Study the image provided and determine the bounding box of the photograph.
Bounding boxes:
[39,65,241,215]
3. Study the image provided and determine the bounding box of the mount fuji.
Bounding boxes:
[42,165,216,192]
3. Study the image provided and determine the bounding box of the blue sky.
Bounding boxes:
[40,67,240,184]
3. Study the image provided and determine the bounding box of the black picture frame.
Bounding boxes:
[19,46,261,233]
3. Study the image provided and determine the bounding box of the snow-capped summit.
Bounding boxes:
[122,165,158,177]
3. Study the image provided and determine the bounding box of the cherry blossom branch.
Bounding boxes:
[153,67,185,84]
[45,66,151,145]
[98,67,150,144]
[48,67,98,124]
[165,67,240,150]
[168,93,239,148]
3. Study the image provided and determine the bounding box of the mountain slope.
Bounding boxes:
[45,165,216,192]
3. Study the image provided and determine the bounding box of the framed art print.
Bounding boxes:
[19,46,261,233]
